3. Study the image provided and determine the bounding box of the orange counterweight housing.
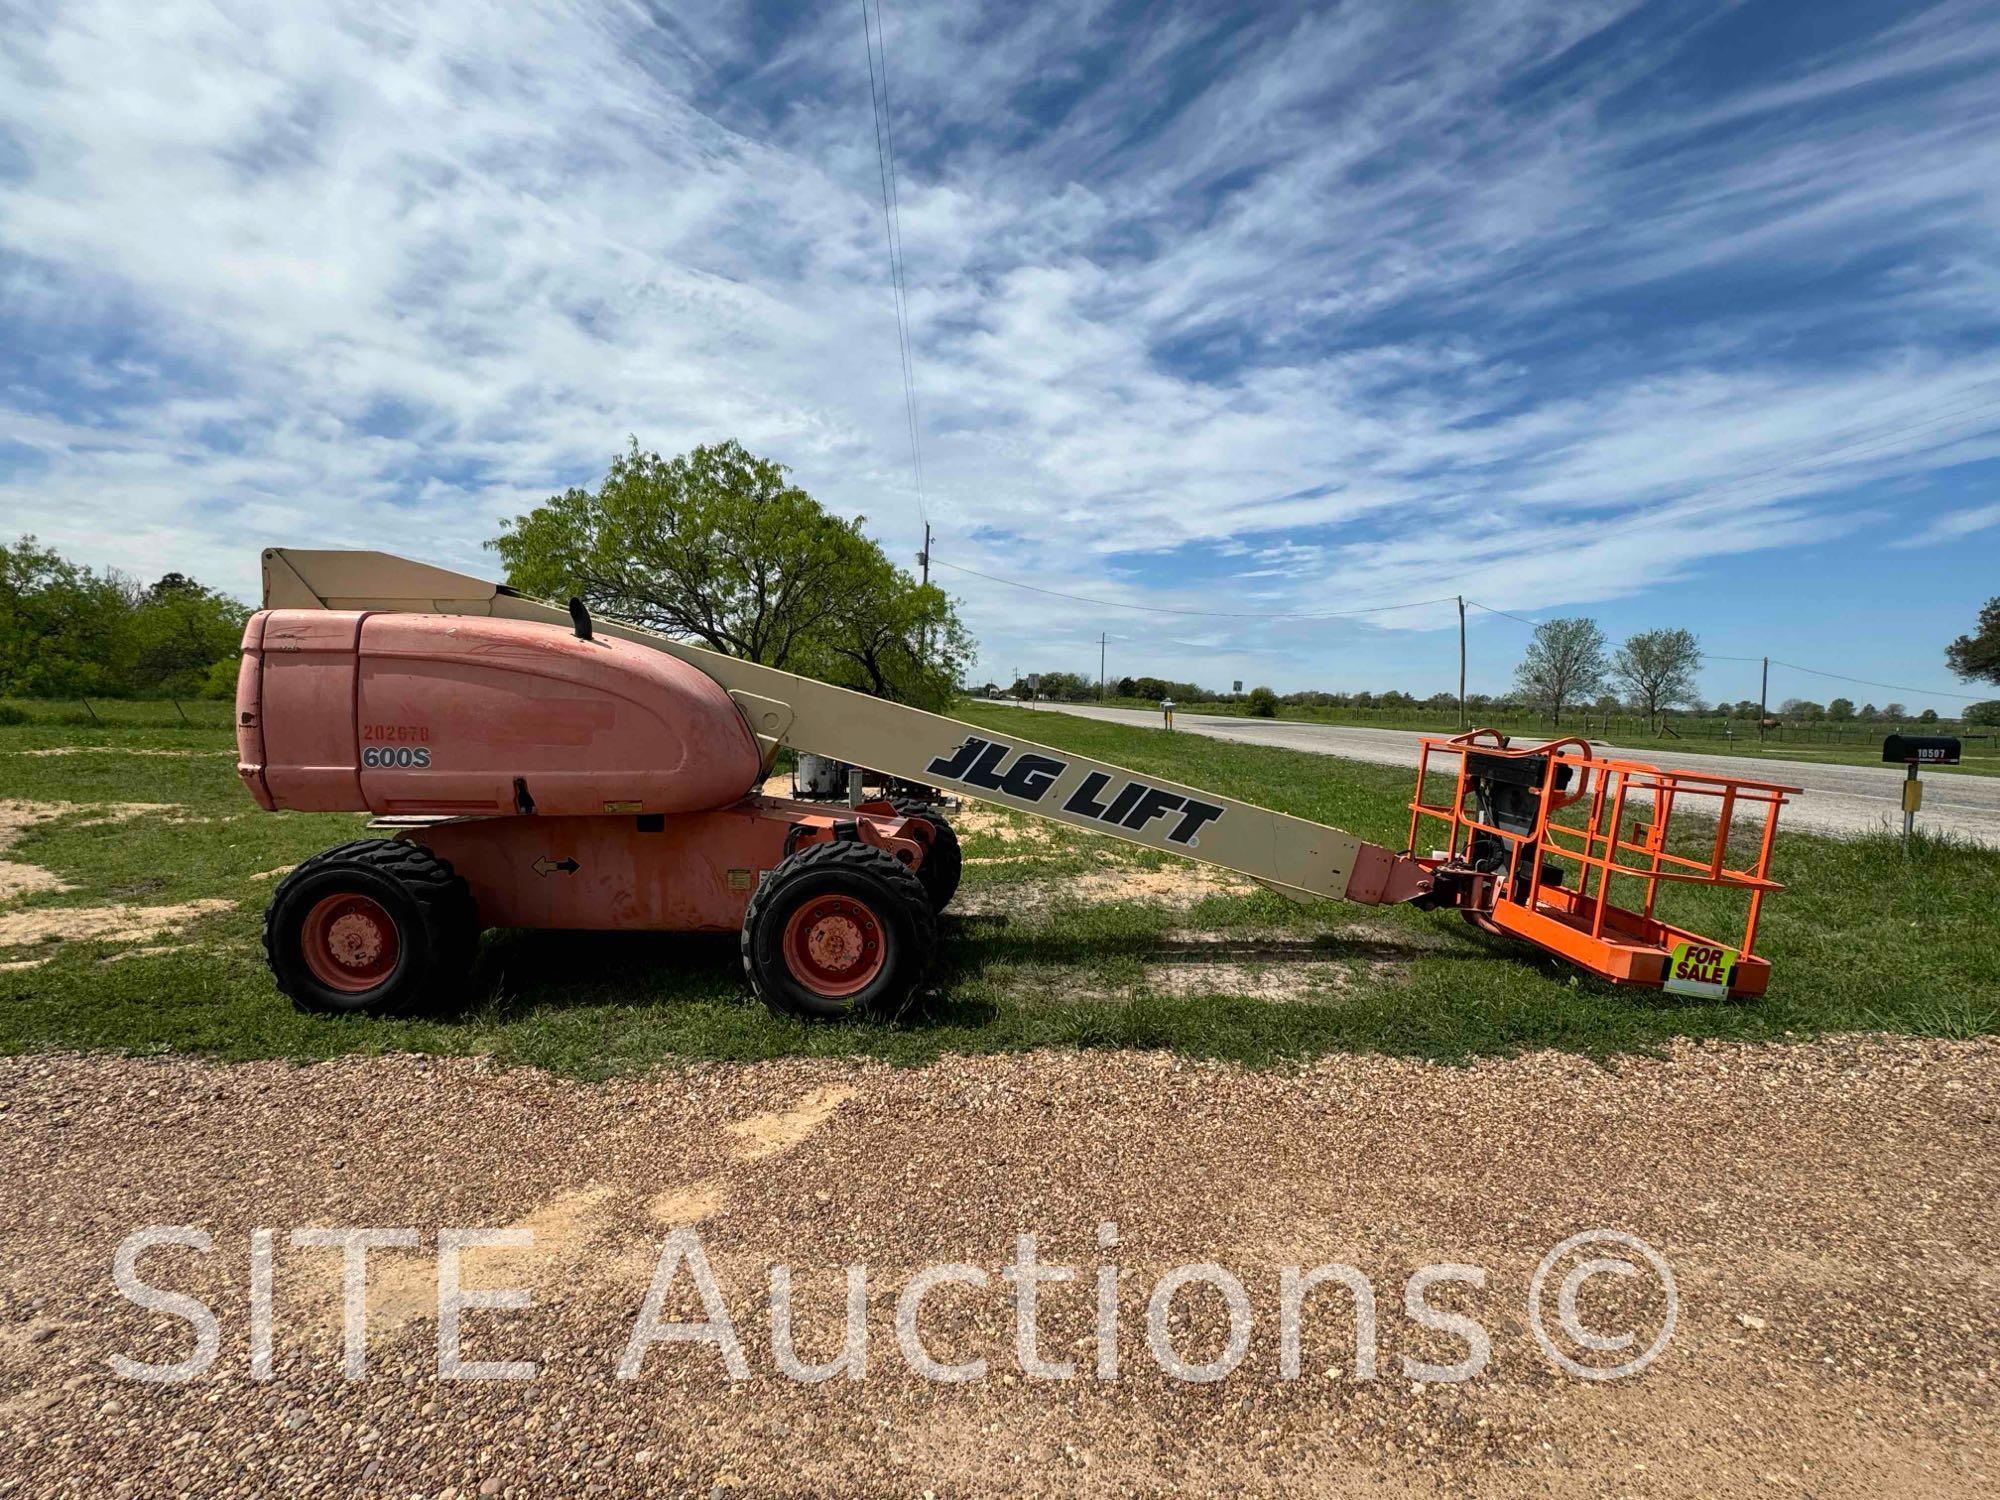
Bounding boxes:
[1408,730,1798,999]
[236,610,763,818]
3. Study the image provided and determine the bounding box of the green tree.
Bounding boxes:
[1827,697,1855,721]
[804,563,970,713]
[493,440,872,670]
[130,573,249,697]
[0,537,137,697]
[1965,700,2000,726]
[1246,685,1278,718]
[489,440,970,706]
[1611,627,1702,732]
[1945,597,2000,684]
[1514,617,1608,725]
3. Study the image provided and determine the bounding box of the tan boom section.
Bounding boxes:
[262,549,1430,906]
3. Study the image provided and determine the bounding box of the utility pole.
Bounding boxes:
[1099,632,1107,701]
[1758,657,1769,742]
[1456,594,1467,729]
[916,523,932,661]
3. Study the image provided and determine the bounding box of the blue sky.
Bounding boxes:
[1,0,1996,711]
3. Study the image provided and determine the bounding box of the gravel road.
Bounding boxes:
[1008,702,2000,847]
[3,1041,1994,1496]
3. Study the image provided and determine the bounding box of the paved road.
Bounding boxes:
[1008,701,2000,847]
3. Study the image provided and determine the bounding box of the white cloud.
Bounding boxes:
[0,0,1995,695]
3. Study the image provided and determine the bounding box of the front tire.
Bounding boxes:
[264,839,479,1016]
[742,841,935,1021]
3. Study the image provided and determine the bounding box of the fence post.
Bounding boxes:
[79,698,101,724]
[171,698,190,725]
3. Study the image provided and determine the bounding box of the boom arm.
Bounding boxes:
[261,549,1434,908]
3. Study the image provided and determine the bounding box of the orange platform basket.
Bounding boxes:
[1408,730,1799,998]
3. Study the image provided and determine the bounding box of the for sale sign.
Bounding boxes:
[1663,940,1736,999]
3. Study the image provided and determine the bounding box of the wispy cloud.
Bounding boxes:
[1,0,1995,692]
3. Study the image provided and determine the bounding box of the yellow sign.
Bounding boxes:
[1902,779,1923,814]
[1663,939,1736,999]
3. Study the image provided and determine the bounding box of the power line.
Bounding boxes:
[931,556,1458,620]
[859,0,926,529]
[1464,600,1542,628]
[1767,659,1982,703]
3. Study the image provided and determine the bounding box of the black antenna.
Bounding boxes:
[568,596,593,641]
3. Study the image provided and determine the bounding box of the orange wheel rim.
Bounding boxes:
[300,892,400,993]
[781,894,886,998]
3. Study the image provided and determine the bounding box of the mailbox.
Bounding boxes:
[1882,735,1961,766]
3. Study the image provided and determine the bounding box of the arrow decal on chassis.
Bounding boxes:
[532,856,580,877]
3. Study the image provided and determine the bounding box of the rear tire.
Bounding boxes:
[264,839,479,1016]
[887,797,962,913]
[742,840,935,1021]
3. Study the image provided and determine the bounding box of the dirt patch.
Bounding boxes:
[0,899,235,950]
[0,800,173,906]
[0,800,230,957]
[1072,864,1255,903]
[249,865,297,882]
[0,862,69,902]
[1140,959,1367,1001]
[955,805,1057,845]
[648,1179,728,1225]
[726,1084,857,1161]
[0,802,76,903]
[999,947,1405,1007]
[964,861,1258,916]
[302,1184,622,1335]
[100,943,197,964]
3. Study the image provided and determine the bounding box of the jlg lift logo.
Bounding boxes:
[925,736,1224,846]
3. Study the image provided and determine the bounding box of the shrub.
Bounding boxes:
[1246,685,1279,718]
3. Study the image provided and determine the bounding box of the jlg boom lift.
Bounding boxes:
[236,550,1797,1019]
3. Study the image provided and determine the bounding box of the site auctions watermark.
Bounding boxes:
[105,1223,1676,1385]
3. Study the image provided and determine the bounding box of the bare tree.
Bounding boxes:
[1513,617,1608,726]
[1612,627,1702,734]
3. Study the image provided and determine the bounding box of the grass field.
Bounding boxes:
[1049,696,2000,776]
[0,704,1994,1076]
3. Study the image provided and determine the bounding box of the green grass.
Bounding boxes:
[0,695,236,729]
[0,705,1994,1077]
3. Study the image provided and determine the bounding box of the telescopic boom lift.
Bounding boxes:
[234,549,1796,1019]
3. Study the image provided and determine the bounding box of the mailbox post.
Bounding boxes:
[1882,734,1961,845]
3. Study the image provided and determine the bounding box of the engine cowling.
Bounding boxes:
[236,610,762,817]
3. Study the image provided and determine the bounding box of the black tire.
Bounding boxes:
[741,840,935,1022]
[887,797,962,913]
[264,839,480,1017]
